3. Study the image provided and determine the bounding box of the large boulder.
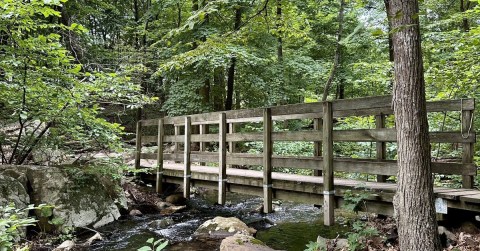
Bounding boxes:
[0,174,29,209]
[194,217,256,240]
[0,165,128,230]
[220,234,280,251]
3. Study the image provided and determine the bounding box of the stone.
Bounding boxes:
[129,209,143,216]
[165,194,187,205]
[220,234,280,251]
[53,240,75,251]
[0,165,128,231]
[0,174,29,209]
[194,217,256,240]
[148,218,175,229]
[155,201,172,210]
[160,205,187,215]
[438,226,457,242]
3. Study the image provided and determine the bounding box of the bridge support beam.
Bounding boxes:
[156,119,164,193]
[263,108,273,213]
[218,113,227,205]
[323,102,335,226]
[184,117,192,199]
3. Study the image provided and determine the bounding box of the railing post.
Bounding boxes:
[462,109,474,188]
[218,113,227,205]
[135,121,142,170]
[313,118,323,176]
[156,119,164,194]
[184,117,192,198]
[263,108,273,213]
[376,114,387,182]
[175,125,180,163]
[323,102,335,226]
[199,124,207,166]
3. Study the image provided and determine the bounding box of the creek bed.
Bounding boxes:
[91,190,348,251]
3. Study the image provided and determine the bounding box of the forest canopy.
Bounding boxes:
[0,0,479,164]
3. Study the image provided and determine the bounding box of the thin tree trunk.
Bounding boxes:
[389,0,441,250]
[321,0,345,101]
[225,7,242,111]
[384,0,394,62]
[460,0,470,32]
[276,0,283,62]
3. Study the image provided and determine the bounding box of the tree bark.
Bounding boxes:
[460,0,470,32]
[225,7,242,111]
[321,0,345,101]
[389,0,441,250]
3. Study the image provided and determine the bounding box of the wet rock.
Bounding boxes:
[165,194,187,205]
[53,240,75,251]
[194,217,256,240]
[148,218,175,229]
[160,205,187,215]
[247,218,275,230]
[220,233,280,251]
[129,209,143,216]
[155,201,172,210]
[85,232,103,245]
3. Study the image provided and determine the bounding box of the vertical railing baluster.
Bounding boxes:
[156,118,164,193]
[184,117,192,198]
[263,108,273,213]
[218,113,227,204]
[323,102,334,226]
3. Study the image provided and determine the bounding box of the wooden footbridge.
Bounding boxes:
[134,96,479,225]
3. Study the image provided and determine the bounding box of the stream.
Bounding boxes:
[91,190,349,251]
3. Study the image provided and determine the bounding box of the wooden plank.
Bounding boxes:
[263,108,273,213]
[218,113,227,205]
[156,119,164,193]
[437,190,480,200]
[175,125,180,163]
[199,124,207,166]
[323,102,334,226]
[184,117,191,198]
[462,109,475,188]
[427,98,475,112]
[432,162,476,176]
[227,132,263,142]
[459,194,480,203]
[135,121,142,170]
[229,123,236,154]
[141,136,158,143]
[272,131,322,141]
[314,118,323,176]
[141,119,159,127]
[191,134,219,142]
[376,115,388,182]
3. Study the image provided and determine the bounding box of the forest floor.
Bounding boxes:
[357,216,480,251]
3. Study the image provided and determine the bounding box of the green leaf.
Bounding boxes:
[137,247,153,251]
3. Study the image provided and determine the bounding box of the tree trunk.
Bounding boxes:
[321,0,345,101]
[384,0,394,62]
[389,0,441,250]
[276,0,283,62]
[460,0,470,32]
[225,7,242,111]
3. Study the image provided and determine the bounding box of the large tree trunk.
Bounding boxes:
[389,1,441,250]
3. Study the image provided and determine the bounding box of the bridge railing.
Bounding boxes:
[135,95,475,224]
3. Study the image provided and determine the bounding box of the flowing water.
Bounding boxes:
[91,190,348,251]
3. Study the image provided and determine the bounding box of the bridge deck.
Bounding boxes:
[138,159,480,215]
